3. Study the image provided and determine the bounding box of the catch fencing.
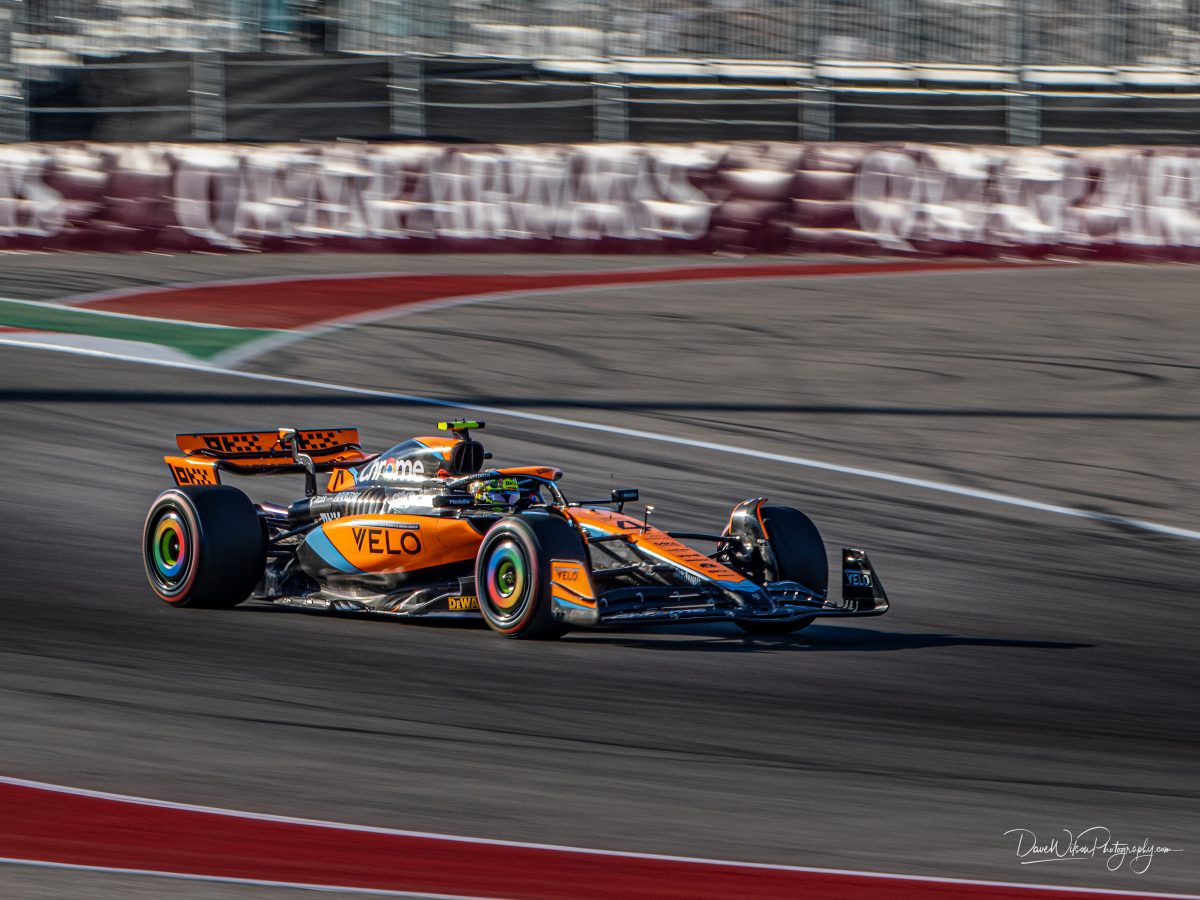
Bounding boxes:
[10,1,1200,67]
[10,52,1200,148]
[2,141,1199,259]
[6,1,1200,147]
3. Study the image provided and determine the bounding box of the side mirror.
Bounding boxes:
[612,488,638,512]
[569,488,641,510]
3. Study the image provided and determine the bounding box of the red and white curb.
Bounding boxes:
[0,777,1190,899]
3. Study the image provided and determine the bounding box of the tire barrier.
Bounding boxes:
[2,141,1199,259]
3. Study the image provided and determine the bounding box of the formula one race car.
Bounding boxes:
[143,422,889,639]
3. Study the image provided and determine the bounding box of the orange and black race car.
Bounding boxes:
[143,421,889,639]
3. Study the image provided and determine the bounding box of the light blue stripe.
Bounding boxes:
[554,596,595,610]
[304,527,361,574]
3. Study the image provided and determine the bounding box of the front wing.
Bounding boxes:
[552,548,889,628]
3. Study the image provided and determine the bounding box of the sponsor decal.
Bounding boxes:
[654,538,734,578]
[361,456,426,482]
[327,468,354,492]
[846,571,872,587]
[170,464,216,486]
[447,595,479,611]
[8,141,1200,257]
[551,560,595,608]
[386,493,426,510]
[202,433,263,454]
[351,527,422,555]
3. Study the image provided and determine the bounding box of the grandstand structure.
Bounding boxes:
[3,0,1200,144]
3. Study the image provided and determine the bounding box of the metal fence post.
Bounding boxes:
[1007,91,1040,146]
[192,52,227,141]
[0,82,26,144]
[802,86,832,142]
[0,0,27,142]
[1109,0,1130,65]
[1006,0,1040,145]
[594,75,628,142]
[390,56,425,138]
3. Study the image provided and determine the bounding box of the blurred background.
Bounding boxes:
[2,0,1200,145]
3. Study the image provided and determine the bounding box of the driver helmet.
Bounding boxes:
[472,476,521,507]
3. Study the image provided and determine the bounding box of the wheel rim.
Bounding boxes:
[147,509,191,594]
[483,539,529,619]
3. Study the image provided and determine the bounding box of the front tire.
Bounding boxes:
[735,505,828,637]
[474,514,583,639]
[143,485,264,608]
[736,616,815,636]
[759,506,828,591]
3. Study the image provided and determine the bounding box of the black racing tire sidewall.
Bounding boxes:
[734,505,827,636]
[476,522,541,635]
[143,486,264,609]
[759,505,829,595]
[475,514,582,639]
[143,491,202,604]
[735,616,816,636]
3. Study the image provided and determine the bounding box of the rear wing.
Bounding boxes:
[165,428,374,486]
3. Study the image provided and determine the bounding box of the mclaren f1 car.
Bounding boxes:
[142,421,889,639]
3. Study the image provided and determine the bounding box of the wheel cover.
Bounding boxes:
[483,539,529,618]
[147,510,191,594]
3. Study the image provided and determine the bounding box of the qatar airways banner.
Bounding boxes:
[1,141,1199,258]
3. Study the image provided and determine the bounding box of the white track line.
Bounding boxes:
[0,777,1192,898]
[3,337,1198,543]
[0,296,279,331]
[0,858,492,899]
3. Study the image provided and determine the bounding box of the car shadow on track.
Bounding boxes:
[560,624,1092,653]
[238,607,1091,653]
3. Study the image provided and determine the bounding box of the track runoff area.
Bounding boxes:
[0,776,1188,900]
[1,257,1194,898]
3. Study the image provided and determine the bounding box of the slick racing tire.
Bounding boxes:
[736,616,816,636]
[475,514,583,639]
[736,506,827,637]
[143,485,265,609]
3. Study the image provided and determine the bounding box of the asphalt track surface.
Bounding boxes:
[0,256,1196,897]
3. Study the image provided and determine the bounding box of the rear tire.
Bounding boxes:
[735,505,827,637]
[143,486,264,608]
[475,514,582,639]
